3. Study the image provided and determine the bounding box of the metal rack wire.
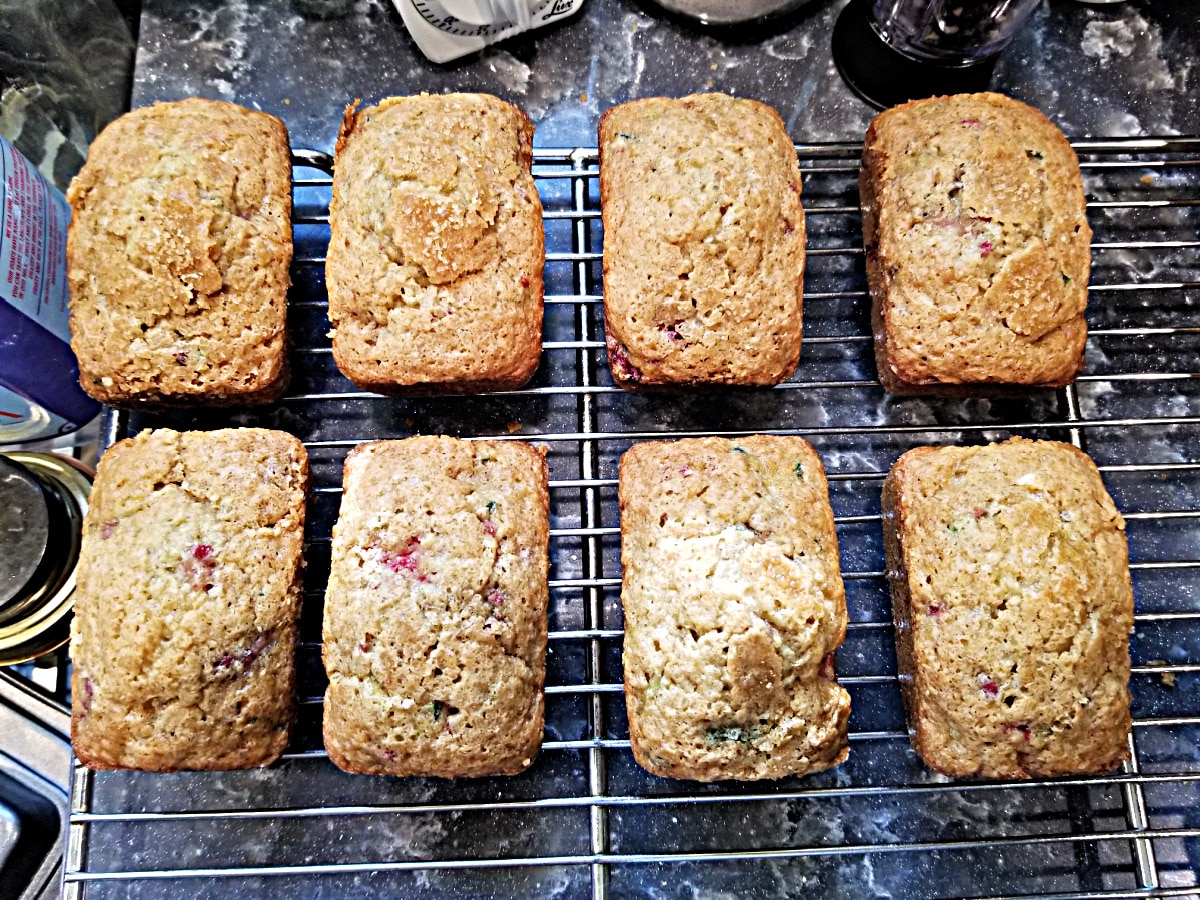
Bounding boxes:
[62,138,1200,898]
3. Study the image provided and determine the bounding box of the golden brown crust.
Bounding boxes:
[599,94,805,390]
[882,438,1132,778]
[321,437,549,777]
[334,99,360,157]
[70,428,309,771]
[67,98,293,408]
[619,436,850,781]
[326,94,544,394]
[860,93,1090,396]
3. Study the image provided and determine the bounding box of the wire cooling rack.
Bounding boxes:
[60,138,1200,899]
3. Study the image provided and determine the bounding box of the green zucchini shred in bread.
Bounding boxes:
[71,428,309,771]
[619,435,851,781]
[882,438,1133,778]
[322,437,549,777]
[860,93,1091,396]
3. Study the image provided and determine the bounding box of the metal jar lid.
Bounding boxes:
[0,456,53,608]
[0,452,92,664]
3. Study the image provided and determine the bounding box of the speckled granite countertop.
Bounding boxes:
[132,0,1199,149]
[65,2,1200,898]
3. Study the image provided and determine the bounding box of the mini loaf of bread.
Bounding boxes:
[326,94,544,394]
[67,98,293,407]
[860,93,1091,395]
[619,436,851,781]
[599,94,806,389]
[882,438,1133,778]
[322,437,549,777]
[71,428,308,771]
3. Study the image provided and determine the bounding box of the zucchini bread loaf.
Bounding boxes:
[322,437,549,777]
[599,94,806,389]
[67,98,293,407]
[860,93,1091,395]
[326,94,544,394]
[619,436,851,781]
[882,438,1133,778]
[71,428,309,771]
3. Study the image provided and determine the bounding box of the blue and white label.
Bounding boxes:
[0,136,98,443]
[1,138,71,340]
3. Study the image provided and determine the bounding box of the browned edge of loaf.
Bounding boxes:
[334,98,361,157]
[70,428,309,771]
[321,437,549,777]
[87,354,294,410]
[67,97,293,409]
[881,439,1132,778]
[598,95,805,392]
[77,357,293,411]
[619,435,850,781]
[597,104,629,391]
[880,445,937,770]
[860,93,1088,397]
[328,95,544,395]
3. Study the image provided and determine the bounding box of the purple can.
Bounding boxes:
[0,136,99,443]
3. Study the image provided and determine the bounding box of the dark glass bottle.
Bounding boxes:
[871,0,1042,64]
[833,0,1041,108]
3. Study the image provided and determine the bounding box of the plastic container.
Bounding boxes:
[0,136,99,444]
[391,0,585,64]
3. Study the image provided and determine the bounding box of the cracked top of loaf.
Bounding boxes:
[71,427,308,771]
[67,98,293,407]
[599,93,806,389]
[326,94,544,394]
[322,436,549,777]
[882,438,1132,778]
[860,92,1091,395]
[619,435,850,781]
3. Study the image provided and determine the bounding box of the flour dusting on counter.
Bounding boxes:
[1080,17,1138,62]
[1081,11,1181,92]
